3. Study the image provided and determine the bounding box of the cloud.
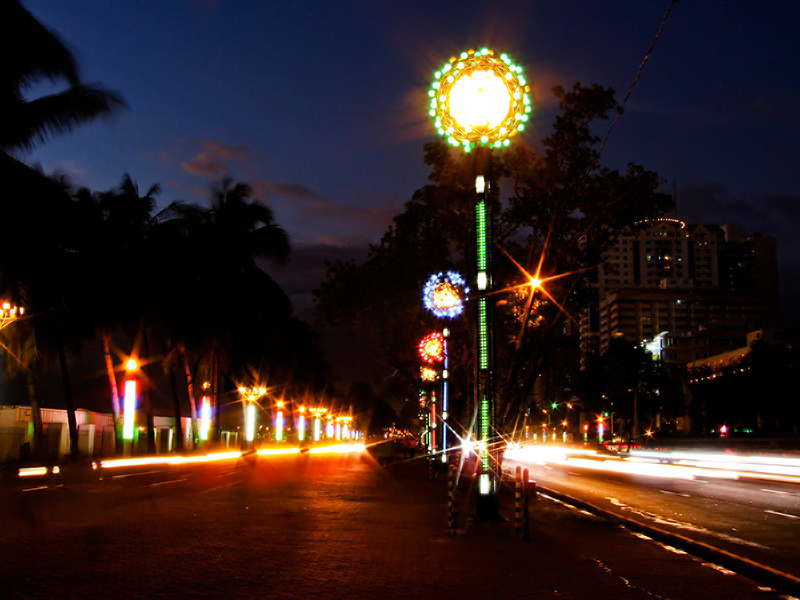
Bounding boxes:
[255,181,324,203]
[254,179,401,248]
[54,159,88,178]
[181,139,251,178]
[676,183,800,233]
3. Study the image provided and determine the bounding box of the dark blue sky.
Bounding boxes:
[18,0,800,322]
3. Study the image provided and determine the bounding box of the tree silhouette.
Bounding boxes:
[0,0,125,154]
[316,83,674,435]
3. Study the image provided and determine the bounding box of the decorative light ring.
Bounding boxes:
[429,48,531,152]
[423,271,469,318]
[419,332,446,364]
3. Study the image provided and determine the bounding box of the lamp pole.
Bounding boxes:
[440,327,449,463]
[429,48,530,519]
[239,386,267,448]
[422,272,467,465]
[122,358,139,456]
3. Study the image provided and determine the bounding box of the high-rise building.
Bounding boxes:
[582,219,779,362]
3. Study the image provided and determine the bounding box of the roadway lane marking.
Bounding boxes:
[193,481,242,495]
[606,497,770,549]
[760,488,800,497]
[700,562,736,576]
[21,486,49,492]
[763,509,800,520]
[145,478,188,487]
[539,493,595,517]
[659,490,690,497]
[111,470,162,479]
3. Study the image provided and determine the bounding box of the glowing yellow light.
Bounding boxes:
[425,338,442,355]
[432,282,459,310]
[256,447,300,456]
[429,49,530,149]
[100,452,242,469]
[308,443,365,454]
[18,467,48,477]
[126,358,138,371]
[449,70,510,129]
[529,276,542,289]
[421,367,438,381]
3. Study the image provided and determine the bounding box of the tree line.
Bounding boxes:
[314,82,675,440]
[1,0,331,460]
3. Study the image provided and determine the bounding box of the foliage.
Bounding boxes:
[315,82,674,431]
[577,338,685,439]
[0,0,125,153]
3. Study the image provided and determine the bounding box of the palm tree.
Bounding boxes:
[63,174,167,455]
[1,0,125,155]
[169,177,291,443]
[100,174,169,454]
[203,177,291,274]
[1,0,125,459]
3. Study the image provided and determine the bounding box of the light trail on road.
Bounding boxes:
[16,444,366,480]
[504,444,800,484]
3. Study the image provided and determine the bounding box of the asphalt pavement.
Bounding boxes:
[0,446,796,599]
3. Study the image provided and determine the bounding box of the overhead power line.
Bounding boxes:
[597,0,678,161]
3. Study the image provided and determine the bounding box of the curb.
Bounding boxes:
[537,484,800,598]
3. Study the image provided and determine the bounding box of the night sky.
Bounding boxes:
[17,0,800,325]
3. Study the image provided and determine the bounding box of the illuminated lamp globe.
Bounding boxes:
[420,367,438,382]
[429,48,531,151]
[419,332,445,364]
[449,70,510,130]
[423,271,468,318]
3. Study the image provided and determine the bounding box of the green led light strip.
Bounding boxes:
[478,298,488,369]
[480,393,490,456]
[476,201,488,270]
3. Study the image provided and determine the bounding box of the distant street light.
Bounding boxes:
[309,407,327,442]
[239,386,267,446]
[200,382,212,443]
[123,358,139,449]
[297,406,306,442]
[429,48,530,519]
[0,302,24,331]
[275,400,285,442]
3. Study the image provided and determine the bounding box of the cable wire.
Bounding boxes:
[597,0,678,161]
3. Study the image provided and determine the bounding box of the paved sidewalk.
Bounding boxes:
[0,450,793,599]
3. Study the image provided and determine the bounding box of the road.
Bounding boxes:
[2,446,798,599]
[504,444,800,584]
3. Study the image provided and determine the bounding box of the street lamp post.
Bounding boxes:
[275,400,285,442]
[297,406,306,442]
[310,407,326,442]
[123,358,139,455]
[429,48,530,519]
[422,272,468,465]
[200,381,212,445]
[239,386,267,448]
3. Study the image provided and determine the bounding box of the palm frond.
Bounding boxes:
[2,84,127,152]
